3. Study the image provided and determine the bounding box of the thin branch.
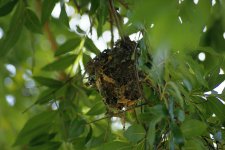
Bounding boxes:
[86,102,149,124]
[73,0,80,12]
[44,22,58,51]
[36,0,58,51]
[108,0,123,38]
[108,4,114,48]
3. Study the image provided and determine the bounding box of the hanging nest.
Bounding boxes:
[85,37,145,111]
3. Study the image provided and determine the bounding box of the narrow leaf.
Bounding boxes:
[42,54,76,71]
[33,76,63,88]
[28,142,61,150]
[207,96,225,123]
[84,38,100,55]
[86,102,105,115]
[55,38,81,56]
[168,81,184,108]
[35,89,55,105]
[0,0,18,16]
[0,0,25,58]
[25,8,42,34]
[172,123,184,146]
[59,3,69,28]
[41,0,58,24]
[85,125,92,144]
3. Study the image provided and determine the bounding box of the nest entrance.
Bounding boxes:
[86,37,143,111]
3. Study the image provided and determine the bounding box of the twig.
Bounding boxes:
[108,0,123,38]
[36,0,58,51]
[86,102,149,124]
[108,4,114,48]
[73,0,80,12]
[44,22,58,51]
[133,32,149,108]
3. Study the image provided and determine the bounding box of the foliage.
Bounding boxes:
[0,0,225,150]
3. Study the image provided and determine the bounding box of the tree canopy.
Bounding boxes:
[0,0,225,149]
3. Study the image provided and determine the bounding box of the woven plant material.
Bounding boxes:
[86,37,143,111]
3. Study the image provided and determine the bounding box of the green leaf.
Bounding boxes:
[28,142,61,150]
[207,96,225,123]
[83,53,91,66]
[72,138,86,149]
[85,125,92,144]
[90,0,99,15]
[14,111,56,146]
[96,141,132,150]
[167,81,184,108]
[176,109,185,122]
[84,38,100,55]
[172,123,184,146]
[96,0,108,37]
[0,0,18,16]
[86,102,105,115]
[181,119,207,138]
[184,139,205,150]
[35,89,55,105]
[124,124,145,143]
[42,54,76,71]
[41,0,58,24]
[179,0,211,31]
[29,133,57,146]
[55,38,81,56]
[0,0,25,58]
[69,119,86,139]
[59,3,69,28]
[147,116,162,148]
[33,76,63,88]
[25,8,42,34]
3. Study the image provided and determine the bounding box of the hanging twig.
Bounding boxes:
[108,4,114,48]
[108,0,124,38]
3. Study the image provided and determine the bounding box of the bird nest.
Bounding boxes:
[85,37,144,111]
